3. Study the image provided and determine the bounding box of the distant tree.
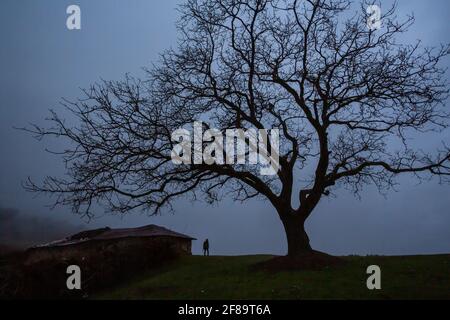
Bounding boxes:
[25,0,450,257]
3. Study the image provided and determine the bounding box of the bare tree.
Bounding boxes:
[25,0,450,257]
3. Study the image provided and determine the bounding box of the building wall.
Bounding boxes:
[25,236,192,265]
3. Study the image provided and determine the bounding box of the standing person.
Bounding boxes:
[203,239,209,256]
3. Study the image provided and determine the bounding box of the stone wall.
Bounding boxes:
[25,236,192,265]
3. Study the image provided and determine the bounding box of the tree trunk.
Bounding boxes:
[281,215,312,257]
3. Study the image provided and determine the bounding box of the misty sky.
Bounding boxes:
[0,0,449,256]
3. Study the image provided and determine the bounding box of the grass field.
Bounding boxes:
[96,254,450,300]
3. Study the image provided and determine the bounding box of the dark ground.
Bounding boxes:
[95,254,450,300]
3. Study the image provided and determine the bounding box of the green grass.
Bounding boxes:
[95,254,450,300]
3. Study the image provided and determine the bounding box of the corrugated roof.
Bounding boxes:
[94,225,196,241]
[33,224,196,248]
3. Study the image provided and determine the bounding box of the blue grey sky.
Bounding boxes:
[0,0,449,256]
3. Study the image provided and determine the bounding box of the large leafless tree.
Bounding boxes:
[26,0,450,257]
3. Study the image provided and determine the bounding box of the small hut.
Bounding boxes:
[25,224,196,265]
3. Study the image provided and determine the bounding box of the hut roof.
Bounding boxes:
[34,224,196,248]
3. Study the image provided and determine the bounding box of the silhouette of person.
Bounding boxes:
[203,239,209,256]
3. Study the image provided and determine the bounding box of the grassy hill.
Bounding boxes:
[96,254,450,300]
